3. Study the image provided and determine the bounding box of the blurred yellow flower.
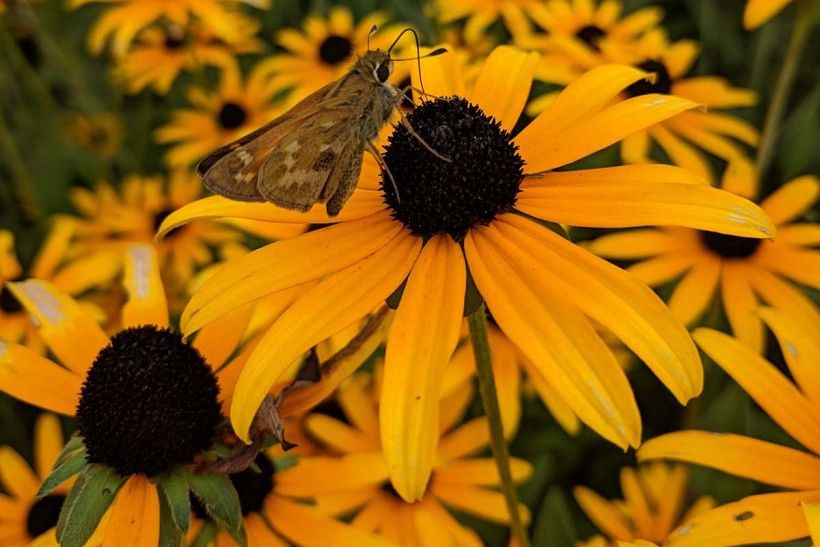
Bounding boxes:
[575,463,714,545]
[744,0,794,28]
[255,7,409,107]
[155,60,281,168]
[639,307,820,545]
[435,0,539,45]
[66,113,123,159]
[115,20,263,94]
[588,174,820,354]
[275,372,532,545]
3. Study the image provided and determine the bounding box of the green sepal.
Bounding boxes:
[158,473,190,533]
[186,472,245,547]
[190,521,218,547]
[37,433,87,498]
[157,481,185,547]
[273,454,299,472]
[56,464,125,547]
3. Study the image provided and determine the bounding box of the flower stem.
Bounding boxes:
[754,0,814,181]
[467,304,530,547]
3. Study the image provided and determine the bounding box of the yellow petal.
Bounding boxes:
[430,482,530,525]
[667,256,721,326]
[720,261,764,354]
[0,341,82,415]
[231,231,421,442]
[122,245,168,329]
[667,490,820,546]
[744,0,793,29]
[760,176,819,226]
[802,502,820,546]
[649,124,714,182]
[192,304,255,371]
[0,446,38,497]
[639,430,820,489]
[50,250,122,296]
[103,476,160,547]
[267,495,396,547]
[746,264,820,328]
[469,46,538,131]
[466,222,641,448]
[8,281,109,376]
[156,190,384,238]
[516,64,650,157]
[758,308,820,407]
[492,214,702,403]
[183,212,400,335]
[275,453,388,497]
[433,457,532,486]
[586,229,683,260]
[520,94,699,173]
[305,414,380,453]
[621,467,653,537]
[627,253,699,286]
[34,414,64,480]
[518,170,775,238]
[693,327,820,455]
[574,486,633,540]
[410,45,466,100]
[381,236,465,501]
[672,77,757,109]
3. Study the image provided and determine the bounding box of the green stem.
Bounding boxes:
[467,305,530,547]
[0,115,40,224]
[754,0,814,181]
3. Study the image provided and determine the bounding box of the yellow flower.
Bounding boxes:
[274,371,532,544]
[744,0,794,29]
[66,171,241,297]
[155,60,282,168]
[70,0,269,56]
[254,7,409,107]
[587,175,820,354]
[0,414,84,546]
[638,307,820,545]
[0,244,385,545]
[575,463,714,545]
[66,113,123,159]
[161,47,774,501]
[521,2,759,189]
[114,19,263,95]
[435,0,540,45]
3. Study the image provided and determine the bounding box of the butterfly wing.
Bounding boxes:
[197,81,340,202]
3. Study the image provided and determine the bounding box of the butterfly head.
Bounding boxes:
[356,50,393,86]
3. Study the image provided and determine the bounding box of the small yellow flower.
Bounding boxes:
[588,174,820,354]
[0,414,81,546]
[575,463,714,545]
[70,0,270,56]
[744,0,794,29]
[435,0,540,45]
[639,307,820,545]
[66,113,123,159]
[162,47,774,502]
[115,19,263,95]
[254,7,410,107]
[155,60,282,168]
[274,371,532,544]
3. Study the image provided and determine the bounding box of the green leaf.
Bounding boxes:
[56,464,125,547]
[158,482,185,547]
[186,472,245,546]
[273,454,299,472]
[190,521,218,547]
[37,434,87,498]
[158,473,190,533]
[532,486,576,547]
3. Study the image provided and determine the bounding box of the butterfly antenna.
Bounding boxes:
[388,28,431,99]
[367,25,377,50]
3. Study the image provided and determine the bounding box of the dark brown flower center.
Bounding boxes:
[625,60,673,96]
[699,231,762,258]
[0,281,23,313]
[575,25,606,50]
[26,494,66,538]
[217,102,248,130]
[318,35,353,65]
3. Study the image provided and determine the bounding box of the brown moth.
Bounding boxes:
[197,30,445,216]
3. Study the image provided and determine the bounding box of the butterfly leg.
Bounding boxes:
[364,141,401,204]
[394,90,452,164]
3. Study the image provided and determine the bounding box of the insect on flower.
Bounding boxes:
[197,27,448,216]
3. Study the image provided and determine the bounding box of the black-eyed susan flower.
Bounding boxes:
[155,61,281,168]
[587,174,820,354]
[274,371,532,544]
[575,463,714,545]
[521,5,759,190]
[254,7,409,107]
[70,0,269,56]
[115,20,263,95]
[744,0,795,28]
[0,414,84,546]
[66,171,242,297]
[65,113,123,159]
[434,0,538,45]
[639,307,820,545]
[160,46,775,502]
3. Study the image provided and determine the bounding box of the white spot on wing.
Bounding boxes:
[238,149,253,166]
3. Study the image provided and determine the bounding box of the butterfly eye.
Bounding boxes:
[375,61,392,83]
